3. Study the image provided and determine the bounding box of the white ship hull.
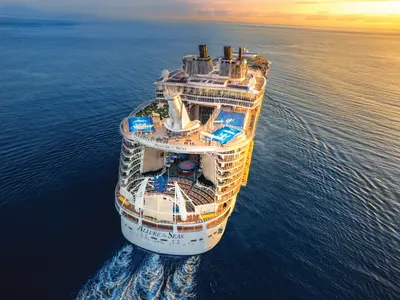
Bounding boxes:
[121,214,228,256]
[115,45,269,256]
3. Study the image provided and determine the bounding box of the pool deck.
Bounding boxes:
[121,117,251,153]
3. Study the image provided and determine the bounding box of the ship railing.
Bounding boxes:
[216,170,237,180]
[183,87,262,99]
[119,163,141,180]
[180,95,255,108]
[215,171,242,184]
[217,173,243,188]
[126,126,223,148]
[217,185,241,202]
[120,149,142,161]
[217,148,247,163]
[217,176,243,195]
[121,142,142,154]
[123,124,254,152]
[116,197,230,232]
[217,159,246,172]
[120,156,141,168]
[116,181,228,220]
[120,167,142,183]
[217,153,246,164]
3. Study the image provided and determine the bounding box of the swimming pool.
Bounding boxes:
[207,126,242,144]
[128,116,155,132]
[214,111,245,128]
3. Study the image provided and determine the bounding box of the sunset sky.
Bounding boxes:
[1,0,399,30]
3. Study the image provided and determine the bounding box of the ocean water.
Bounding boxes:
[0,20,399,300]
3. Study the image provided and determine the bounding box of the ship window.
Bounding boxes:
[161,239,167,242]
[199,238,203,241]
[208,235,212,238]
[190,239,197,242]
[151,237,157,240]
[128,227,133,230]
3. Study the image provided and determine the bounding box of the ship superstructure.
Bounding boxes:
[115,45,270,255]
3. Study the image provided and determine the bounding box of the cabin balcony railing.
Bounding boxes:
[120,165,141,182]
[217,159,246,172]
[120,157,142,170]
[217,152,247,165]
[120,154,141,166]
[217,185,241,202]
[216,163,245,179]
[217,148,247,161]
[123,138,138,148]
[217,173,243,188]
[121,148,142,159]
[120,156,141,166]
[217,176,243,195]
[122,142,142,153]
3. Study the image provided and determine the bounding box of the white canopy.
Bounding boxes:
[120,186,134,202]
[174,182,188,221]
[134,177,149,212]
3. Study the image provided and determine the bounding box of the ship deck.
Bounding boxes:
[115,177,232,227]
[121,122,250,152]
[120,104,256,152]
[128,177,216,212]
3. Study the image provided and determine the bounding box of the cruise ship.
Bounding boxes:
[115,45,270,256]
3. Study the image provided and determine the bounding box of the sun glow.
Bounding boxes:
[328,1,400,15]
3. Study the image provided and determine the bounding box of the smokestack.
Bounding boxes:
[224,46,232,60]
[199,45,208,58]
[238,47,243,60]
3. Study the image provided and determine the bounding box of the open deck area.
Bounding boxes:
[129,177,216,211]
[115,176,231,229]
[121,120,250,152]
[119,100,256,152]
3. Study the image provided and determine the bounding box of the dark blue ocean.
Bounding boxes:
[0,19,399,300]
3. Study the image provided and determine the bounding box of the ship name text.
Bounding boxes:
[137,226,184,239]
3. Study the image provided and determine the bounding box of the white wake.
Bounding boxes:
[76,246,200,300]
[76,245,135,299]
[162,256,200,300]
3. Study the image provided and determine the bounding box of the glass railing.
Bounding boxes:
[217,159,246,172]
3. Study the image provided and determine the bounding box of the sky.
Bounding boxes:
[0,0,399,30]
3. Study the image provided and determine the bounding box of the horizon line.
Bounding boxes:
[1,14,399,34]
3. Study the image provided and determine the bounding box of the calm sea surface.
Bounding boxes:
[0,20,399,300]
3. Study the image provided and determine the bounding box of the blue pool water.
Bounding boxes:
[128,116,154,133]
[208,127,242,144]
[215,110,245,128]
[0,19,399,299]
